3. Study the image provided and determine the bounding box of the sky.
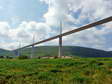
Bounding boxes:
[0,0,112,50]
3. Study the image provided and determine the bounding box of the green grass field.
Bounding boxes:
[0,58,112,84]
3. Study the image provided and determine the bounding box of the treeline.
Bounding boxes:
[0,56,13,59]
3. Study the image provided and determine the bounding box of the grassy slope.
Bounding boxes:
[0,58,112,84]
[21,46,112,57]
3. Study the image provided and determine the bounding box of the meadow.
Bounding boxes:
[0,58,112,84]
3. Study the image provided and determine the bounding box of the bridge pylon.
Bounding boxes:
[31,35,35,58]
[58,21,63,58]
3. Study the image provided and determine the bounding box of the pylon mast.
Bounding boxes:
[31,34,35,58]
[58,21,63,58]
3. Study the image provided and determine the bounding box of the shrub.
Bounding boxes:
[17,55,29,59]
[54,56,58,59]
[50,68,62,73]
[0,56,4,58]
[38,56,41,59]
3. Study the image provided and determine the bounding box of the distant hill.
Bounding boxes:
[0,49,12,56]
[109,51,112,54]
[0,46,112,58]
[20,46,112,57]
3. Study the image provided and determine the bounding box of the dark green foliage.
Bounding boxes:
[50,68,62,73]
[17,55,29,59]
[0,56,4,58]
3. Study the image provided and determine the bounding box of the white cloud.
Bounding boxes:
[42,0,112,24]
[0,21,51,50]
